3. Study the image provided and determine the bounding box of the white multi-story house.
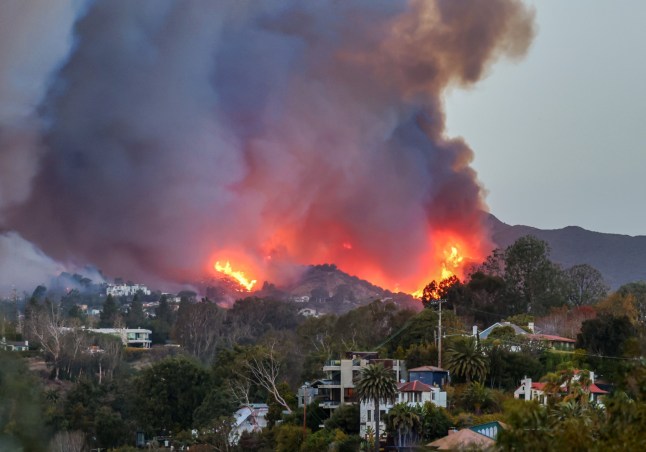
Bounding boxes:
[315,352,406,413]
[106,283,151,297]
[359,380,448,438]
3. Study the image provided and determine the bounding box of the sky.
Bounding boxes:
[444,0,646,236]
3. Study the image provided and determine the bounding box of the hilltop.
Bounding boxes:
[488,214,646,289]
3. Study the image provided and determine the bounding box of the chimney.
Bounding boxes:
[528,322,535,333]
[448,428,458,436]
[472,325,478,337]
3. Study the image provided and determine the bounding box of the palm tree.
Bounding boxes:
[386,403,421,448]
[445,337,488,384]
[356,363,398,452]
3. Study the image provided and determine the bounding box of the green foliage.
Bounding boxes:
[487,346,543,390]
[125,296,145,328]
[385,403,422,447]
[274,424,306,452]
[404,343,437,369]
[324,403,360,435]
[99,295,120,328]
[0,351,50,451]
[460,382,493,415]
[420,402,452,442]
[135,356,210,433]
[445,336,488,384]
[576,315,637,378]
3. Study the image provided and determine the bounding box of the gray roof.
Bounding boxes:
[479,322,527,339]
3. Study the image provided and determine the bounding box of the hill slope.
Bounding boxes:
[488,215,646,289]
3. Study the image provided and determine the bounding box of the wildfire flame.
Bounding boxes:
[214,261,257,291]
[441,246,464,280]
[411,244,467,298]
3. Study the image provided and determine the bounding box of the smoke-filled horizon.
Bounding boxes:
[0,0,535,293]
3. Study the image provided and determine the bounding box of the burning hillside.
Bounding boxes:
[0,1,535,293]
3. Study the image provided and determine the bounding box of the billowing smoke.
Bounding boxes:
[1,0,535,293]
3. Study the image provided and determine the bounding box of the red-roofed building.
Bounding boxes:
[526,333,576,351]
[514,371,608,406]
[360,377,447,438]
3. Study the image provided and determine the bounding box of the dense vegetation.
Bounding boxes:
[1,235,646,450]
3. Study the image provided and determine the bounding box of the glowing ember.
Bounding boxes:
[214,261,257,291]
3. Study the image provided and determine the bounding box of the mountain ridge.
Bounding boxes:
[488,214,646,289]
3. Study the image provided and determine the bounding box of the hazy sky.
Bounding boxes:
[445,1,646,236]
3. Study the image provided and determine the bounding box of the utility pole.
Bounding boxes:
[433,299,447,368]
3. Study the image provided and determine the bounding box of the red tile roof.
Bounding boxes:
[398,380,432,392]
[588,384,608,394]
[527,334,576,343]
[531,382,546,390]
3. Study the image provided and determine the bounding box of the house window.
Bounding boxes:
[367,410,371,422]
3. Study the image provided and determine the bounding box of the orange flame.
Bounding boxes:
[411,241,470,298]
[214,261,257,291]
[440,246,464,280]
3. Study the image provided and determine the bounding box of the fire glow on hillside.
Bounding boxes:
[213,229,480,296]
[214,261,257,292]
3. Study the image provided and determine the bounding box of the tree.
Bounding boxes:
[445,336,488,384]
[461,381,492,415]
[99,295,119,328]
[504,236,567,314]
[239,343,294,414]
[125,294,145,327]
[355,363,398,452]
[385,403,421,448]
[564,264,608,307]
[0,351,49,450]
[324,403,360,435]
[173,300,226,363]
[135,356,210,432]
[25,299,66,380]
[420,402,452,442]
[576,315,636,357]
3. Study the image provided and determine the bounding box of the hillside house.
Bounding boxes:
[479,321,575,351]
[514,371,608,405]
[231,404,268,443]
[316,352,405,412]
[1,337,29,352]
[408,365,450,388]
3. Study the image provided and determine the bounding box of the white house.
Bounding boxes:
[514,371,608,405]
[106,283,151,297]
[60,327,152,348]
[231,404,268,443]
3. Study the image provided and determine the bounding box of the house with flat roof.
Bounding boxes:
[317,351,406,413]
[1,337,29,352]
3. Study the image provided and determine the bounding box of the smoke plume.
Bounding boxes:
[1,0,535,293]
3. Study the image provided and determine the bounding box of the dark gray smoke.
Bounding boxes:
[1,0,535,293]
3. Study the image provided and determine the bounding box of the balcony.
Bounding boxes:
[323,360,341,371]
[319,400,340,410]
[318,380,341,389]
